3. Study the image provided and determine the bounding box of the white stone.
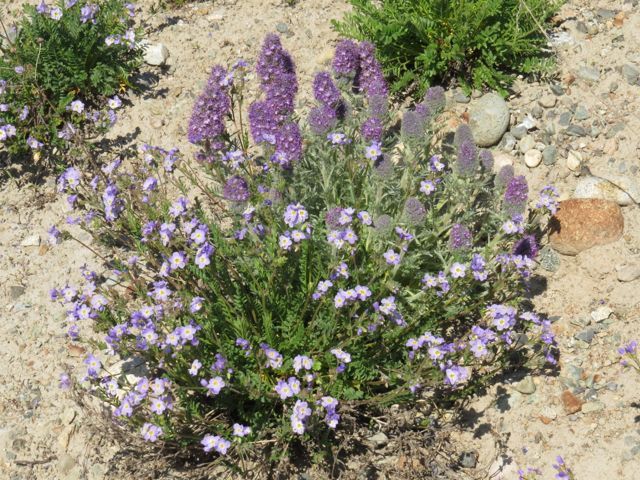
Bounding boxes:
[591,306,613,322]
[20,234,41,247]
[566,150,582,171]
[142,41,169,66]
[524,149,542,168]
[469,92,510,147]
[517,114,538,131]
[574,176,634,206]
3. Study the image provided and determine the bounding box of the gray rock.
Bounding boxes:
[460,452,478,469]
[499,132,517,151]
[558,111,573,127]
[609,82,619,93]
[276,22,289,34]
[142,41,169,66]
[513,376,536,394]
[566,124,588,137]
[576,21,589,34]
[574,105,590,121]
[510,125,527,140]
[573,176,635,206]
[367,432,389,448]
[531,105,544,119]
[542,145,558,165]
[8,285,25,300]
[550,84,565,96]
[577,66,600,83]
[518,134,536,153]
[622,64,639,85]
[575,328,596,344]
[469,92,510,147]
[606,123,625,138]
[454,91,470,104]
[616,264,640,282]
[544,122,556,135]
[539,246,560,272]
[596,8,616,19]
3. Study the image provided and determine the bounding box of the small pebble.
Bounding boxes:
[550,84,565,96]
[524,149,542,168]
[574,105,590,121]
[460,452,478,469]
[539,95,557,108]
[566,150,582,171]
[542,145,558,165]
[558,111,572,127]
[566,124,588,137]
[616,264,640,282]
[539,246,560,272]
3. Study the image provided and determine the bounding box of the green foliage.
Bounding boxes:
[333,0,562,96]
[0,0,142,167]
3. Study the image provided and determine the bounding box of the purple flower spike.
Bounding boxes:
[313,72,341,107]
[456,139,478,176]
[248,100,282,144]
[274,122,302,166]
[256,34,298,112]
[332,39,360,76]
[401,110,425,139]
[449,223,472,250]
[223,176,250,202]
[495,165,514,190]
[361,117,383,143]
[356,42,388,98]
[403,197,426,225]
[188,66,231,145]
[504,176,529,215]
[308,105,338,135]
[424,86,446,113]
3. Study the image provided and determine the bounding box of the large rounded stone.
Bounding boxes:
[469,92,510,147]
[549,199,624,255]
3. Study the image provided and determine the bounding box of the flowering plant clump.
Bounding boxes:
[51,34,559,468]
[0,0,141,167]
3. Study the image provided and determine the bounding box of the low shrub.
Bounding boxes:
[0,0,142,169]
[52,34,558,471]
[333,0,562,96]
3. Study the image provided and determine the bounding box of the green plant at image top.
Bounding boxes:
[0,0,142,166]
[333,0,562,96]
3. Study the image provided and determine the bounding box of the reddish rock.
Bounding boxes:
[560,390,583,414]
[549,199,624,255]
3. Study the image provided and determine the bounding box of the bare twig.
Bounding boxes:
[15,456,56,466]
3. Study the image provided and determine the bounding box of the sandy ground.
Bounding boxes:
[1,0,639,479]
